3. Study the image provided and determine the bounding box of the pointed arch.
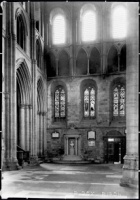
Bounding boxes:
[15,8,28,36]
[58,50,70,76]
[89,47,101,74]
[15,8,28,51]
[76,48,88,75]
[107,46,118,73]
[37,77,45,113]
[36,38,42,69]
[16,59,32,105]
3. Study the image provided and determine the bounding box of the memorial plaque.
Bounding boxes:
[87,131,96,140]
[52,132,59,138]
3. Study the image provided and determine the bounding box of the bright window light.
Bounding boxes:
[112,6,127,39]
[82,11,96,42]
[53,15,66,45]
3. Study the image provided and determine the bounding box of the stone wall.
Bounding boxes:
[47,75,126,161]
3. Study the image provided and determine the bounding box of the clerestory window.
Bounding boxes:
[52,14,66,45]
[81,10,96,42]
[112,5,127,39]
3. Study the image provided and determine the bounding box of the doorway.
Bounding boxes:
[107,138,121,163]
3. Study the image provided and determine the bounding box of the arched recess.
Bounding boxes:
[37,77,45,157]
[58,50,70,76]
[120,44,126,71]
[107,46,118,73]
[16,60,32,163]
[15,8,28,51]
[89,47,101,74]
[46,52,56,77]
[76,48,88,75]
[36,38,42,69]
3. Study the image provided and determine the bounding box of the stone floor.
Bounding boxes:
[1,163,139,199]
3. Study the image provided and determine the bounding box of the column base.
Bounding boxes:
[2,159,20,171]
[29,155,39,166]
[120,154,139,188]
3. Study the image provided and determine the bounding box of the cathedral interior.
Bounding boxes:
[2,2,139,188]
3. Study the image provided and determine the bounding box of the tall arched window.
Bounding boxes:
[17,15,26,50]
[113,85,125,117]
[54,86,66,120]
[52,14,66,45]
[112,5,127,39]
[81,10,96,42]
[84,87,96,118]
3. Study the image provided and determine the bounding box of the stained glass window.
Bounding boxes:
[120,86,125,116]
[55,87,66,119]
[113,85,125,117]
[84,87,95,118]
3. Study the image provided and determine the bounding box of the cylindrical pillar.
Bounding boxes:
[19,105,26,150]
[29,105,33,156]
[25,105,30,151]
[120,3,138,188]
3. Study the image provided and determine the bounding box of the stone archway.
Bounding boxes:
[16,62,32,165]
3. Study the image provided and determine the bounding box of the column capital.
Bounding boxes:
[3,92,10,99]
[5,33,16,40]
[29,105,33,109]
[19,104,30,109]
[32,59,37,65]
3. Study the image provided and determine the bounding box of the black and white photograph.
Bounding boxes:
[1,1,139,199]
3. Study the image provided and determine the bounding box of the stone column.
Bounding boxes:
[2,2,18,170]
[30,2,38,164]
[42,112,47,155]
[29,105,33,157]
[19,105,26,150]
[120,3,139,188]
[25,105,30,151]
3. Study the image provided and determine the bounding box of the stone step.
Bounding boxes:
[62,155,82,161]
